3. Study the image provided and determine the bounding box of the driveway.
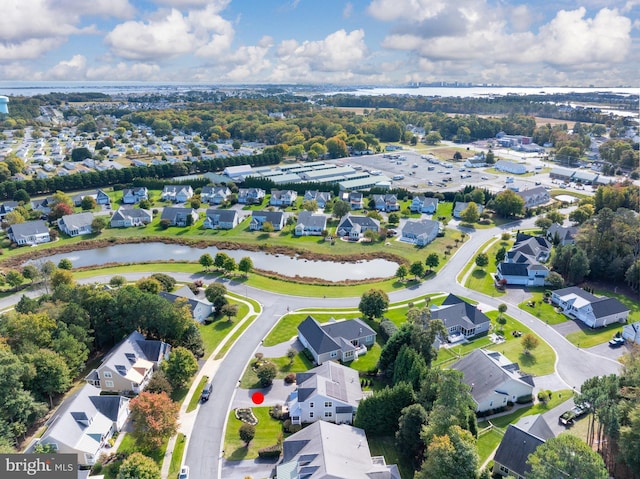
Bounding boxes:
[220,458,277,479]
[231,380,296,408]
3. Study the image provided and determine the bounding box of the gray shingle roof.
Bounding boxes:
[296,211,327,229]
[59,212,94,230]
[591,297,631,318]
[205,208,237,223]
[493,424,545,477]
[298,316,341,355]
[8,220,49,239]
[431,294,491,330]
[402,219,439,237]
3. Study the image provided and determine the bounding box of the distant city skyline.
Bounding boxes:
[1,0,638,86]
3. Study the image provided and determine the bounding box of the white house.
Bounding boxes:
[336,214,379,240]
[201,185,232,204]
[495,233,551,286]
[517,186,551,208]
[121,187,148,204]
[551,287,630,328]
[159,286,214,322]
[238,188,265,204]
[303,190,332,209]
[287,362,363,425]
[451,349,534,413]
[294,211,327,236]
[622,322,640,345]
[372,194,399,212]
[250,210,285,231]
[495,160,527,175]
[203,209,239,230]
[464,153,487,168]
[453,202,484,219]
[410,196,438,213]
[38,384,129,467]
[161,185,194,203]
[270,189,298,207]
[110,207,152,228]
[58,212,94,237]
[400,219,439,246]
[7,220,51,245]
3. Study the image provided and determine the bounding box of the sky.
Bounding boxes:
[0,0,638,86]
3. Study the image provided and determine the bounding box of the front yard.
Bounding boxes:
[223,407,284,461]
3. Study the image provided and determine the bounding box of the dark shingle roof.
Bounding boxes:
[320,318,375,342]
[494,425,545,477]
[432,294,491,330]
[206,208,237,223]
[298,316,341,355]
[498,262,530,276]
[591,297,630,318]
[89,395,126,422]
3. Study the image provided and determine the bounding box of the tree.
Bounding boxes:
[535,216,553,232]
[475,253,489,269]
[301,199,318,211]
[497,303,507,319]
[493,189,525,217]
[145,370,173,396]
[453,151,463,160]
[460,202,480,223]
[527,434,607,479]
[396,403,429,468]
[57,258,73,270]
[199,253,214,271]
[5,270,24,289]
[110,275,126,288]
[545,271,565,289]
[256,362,277,387]
[89,216,107,234]
[71,147,92,162]
[48,202,73,222]
[3,210,25,225]
[424,131,442,145]
[205,283,228,311]
[620,403,640,473]
[21,264,40,284]
[137,277,161,295]
[417,426,479,479]
[395,264,408,282]
[238,256,253,276]
[222,256,237,275]
[239,423,256,447]
[410,261,425,280]
[485,149,495,164]
[129,391,179,450]
[569,206,593,225]
[117,452,160,479]
[354,382,416,436]
[286,347,297,365]
[358,289,389,319]
[221,303,239,322]
[425,253,440,272]
[150,273,176,292]
[546,209,565,224]
[388,212,400,224]
[28,349,72,407]
[495,246,507,263]
[80,196,97,210]
[521,333,540,355]
[332,199,350,218]
[325,136,348,158]
[163,347,198,389]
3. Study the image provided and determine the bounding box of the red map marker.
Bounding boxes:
[252,392,264,405]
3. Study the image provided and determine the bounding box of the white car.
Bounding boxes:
[481,176,488,180]
[178,466,189,479]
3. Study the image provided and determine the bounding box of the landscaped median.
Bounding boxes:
[458,235,514,296]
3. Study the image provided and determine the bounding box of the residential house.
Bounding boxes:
[203,208,239,230]
[121,187,148,204]
[295,211,327,236]
[270,189,298,207]
[160,207,199,227]
[38,384,129,467]
[551,286,630,328]
[201,185,232,204]
[161,185,194,203]
[464,153,487,168]
[622,322,640,345]
[85,331,170,395]
[7,220,51,245]
[340,191,364,210]
[0,200,18,220]
[110,207,152,228]
[276,421,401,479]
[58,212,94,237]
[72,189,111,207]
[430,294,491,341]
[495,233,551,286]
[237,187,265,204]
[250,210,285,231]
[297,316,376,365]
[453,201,485,219]
[546,223,578,245]
[159,285,214,322]
[410,195,438,213]
[451,349,534,413]
[336,214,380,240]
[287,362,363,425]
[493,415,554,479]
[495,160,527,174]
[400,219,439,246]
[303,190,332,209]
[31,196,54,214]
[517,186,551,208]
[372,194,399,212]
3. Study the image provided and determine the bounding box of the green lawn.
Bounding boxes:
[214,314,260,360]
[344,341,382,372]
[239,352,315,389]
[168,433,187,478]
[368,435,415,479]
[565,322,625,348]
[186,376,209,413]
[263,312,360,346]
[224,407,284,461]
[98,432,170,479]
[476,428,504,464]
[199,300,249,356]
[518,291,567,325]
[463,237,513,297]
[480,389,574,429]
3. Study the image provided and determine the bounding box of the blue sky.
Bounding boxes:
[0,0,638,86]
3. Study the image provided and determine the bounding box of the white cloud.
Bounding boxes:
[55,0,135,18]
[367,0,447,22]
[343,2,354,18]
[0,38,67,61]
[218,36,273,81]
[151,0,230,8]
[86,62,161,81]
[46,55,88,80]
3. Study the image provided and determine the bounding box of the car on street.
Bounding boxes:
[481,176,488,180]
[201,382,213,402]
[178,466,190,479]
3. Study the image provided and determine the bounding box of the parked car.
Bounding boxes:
[201,382,213,402]
[559,405,587,426]
[609,337,625,348]
[178,466,190,479]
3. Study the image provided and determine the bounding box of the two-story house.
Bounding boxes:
[203,208,239,230]
[72,189,111,207]
[400,219,439,246]
[372,194,400,212]
[517,186,550,208]
[161,185,194,203]
[121,187,149,204]
[237,187,265,205]
[85,331,170,395]
[410,195,438,214]
[160,207,199,227]
[110,207,152,228]
[287,362,363,426]
[58,212,94,237]
[336,214,379,240]
[270,189,298,207]
[303,190,332,209]
[159,286,214,322]
[495,233,551,286]
[294,211,327,236]
[7,220,51,245]
[201,185,232,204]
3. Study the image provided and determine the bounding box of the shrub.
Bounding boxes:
[516,394,534,404]
[284,373,296,384]
[379,319,398,342]
[257,444,282,459]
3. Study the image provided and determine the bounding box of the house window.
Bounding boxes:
[309,402,314,408]
[324,412,333,418]
[105,380,114,388]
[309,412,314,418]
[103,371,112,378]
[330,351,338,358]
[324,401,332,408]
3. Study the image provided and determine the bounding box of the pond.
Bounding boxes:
[32,242,398,282]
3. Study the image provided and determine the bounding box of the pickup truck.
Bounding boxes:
[559,405,587,426]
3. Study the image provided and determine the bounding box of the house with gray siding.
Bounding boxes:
[110,207,152,228]
[160,207,199,227]
[294,211,327,236]
[400,219,439,246]
[7,220,51,245]
[430,294,491,341]
[58,212,94,237]
[203,208,239,230]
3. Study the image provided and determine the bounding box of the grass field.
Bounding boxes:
[476,428,504,464]
[463,237,513,297]
[239,352,314,389]
[368,436,415,479]
[168,433,187,478]
[223,407,283,461]
[518,291,567,325]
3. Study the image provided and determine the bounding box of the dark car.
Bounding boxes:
[609,337,625,348]
[200,382,213,402]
